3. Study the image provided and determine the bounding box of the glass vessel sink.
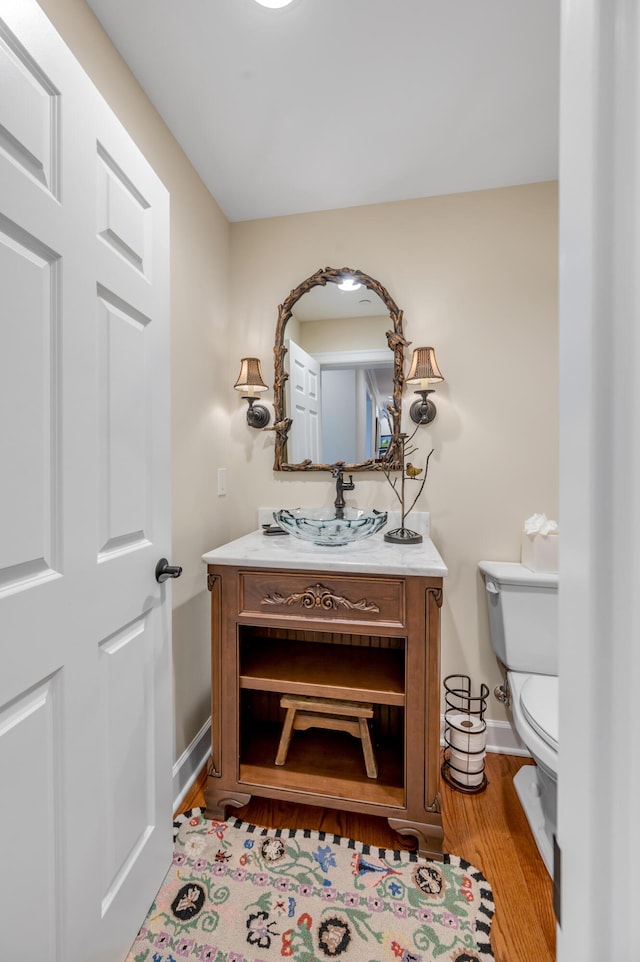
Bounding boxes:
[273,507,388,546]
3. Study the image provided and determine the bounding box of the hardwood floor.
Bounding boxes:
[176,752,555,962]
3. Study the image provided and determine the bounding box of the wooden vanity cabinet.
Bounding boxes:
[204,563,444,858]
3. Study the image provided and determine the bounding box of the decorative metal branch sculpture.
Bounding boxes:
[381,422,434,544]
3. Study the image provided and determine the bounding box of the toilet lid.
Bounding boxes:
[519,674,558,752]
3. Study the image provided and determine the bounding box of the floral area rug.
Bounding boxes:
[126,809,494,962]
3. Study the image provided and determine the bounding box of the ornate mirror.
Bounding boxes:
[273,266,408,471]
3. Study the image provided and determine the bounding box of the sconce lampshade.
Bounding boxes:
[406,347,443,425]
[406,347,444,388]
[234,357,269,397]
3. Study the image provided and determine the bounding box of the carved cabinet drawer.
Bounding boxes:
[238,570,406,628]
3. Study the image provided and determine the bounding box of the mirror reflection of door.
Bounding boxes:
[284,339,321,463]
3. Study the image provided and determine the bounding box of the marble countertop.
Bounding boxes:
[202,518,447,578]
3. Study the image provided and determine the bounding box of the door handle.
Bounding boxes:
[155,558,183,583]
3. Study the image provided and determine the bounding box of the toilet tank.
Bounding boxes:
[478,561,558,675]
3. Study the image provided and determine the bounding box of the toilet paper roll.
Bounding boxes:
[449,746,485,774]
[450,766,485,788]
[445,712,487,754]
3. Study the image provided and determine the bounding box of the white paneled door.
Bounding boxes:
[0,3,173,961]
[284,338,321,463]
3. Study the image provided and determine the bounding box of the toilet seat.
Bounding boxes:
[520,674,558,752]
[507,671,558,777]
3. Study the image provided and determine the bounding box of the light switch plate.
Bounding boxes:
[217,467,227,496]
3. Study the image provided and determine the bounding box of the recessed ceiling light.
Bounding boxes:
[254,0,296,7]
[338,277,362,292]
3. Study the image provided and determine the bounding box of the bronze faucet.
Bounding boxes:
[332,466,355,518]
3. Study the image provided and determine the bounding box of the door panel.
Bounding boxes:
[0,217,61,588]
[0,673,62,957]
[97,143,150,274]
[97,290,150,558]
[99,613,155,915]
[0,23,59,195]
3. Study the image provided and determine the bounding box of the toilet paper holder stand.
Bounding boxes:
[441,674,489,795]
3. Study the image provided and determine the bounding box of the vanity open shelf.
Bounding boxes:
[203,531,446,858]
[239,632,405,704]
[239,720,405,808]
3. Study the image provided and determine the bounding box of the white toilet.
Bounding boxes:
[478,560,558,877]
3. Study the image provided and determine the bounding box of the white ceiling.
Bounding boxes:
[85,0,560,223]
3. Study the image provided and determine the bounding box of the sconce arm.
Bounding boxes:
[244,396,271,429]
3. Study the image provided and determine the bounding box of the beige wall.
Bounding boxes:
[229,183,559,721]
[37,0,230,760]
[299,315,389,354]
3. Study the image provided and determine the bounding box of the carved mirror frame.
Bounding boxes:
[273,266,407,472]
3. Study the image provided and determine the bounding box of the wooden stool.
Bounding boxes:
[275,694,378,779]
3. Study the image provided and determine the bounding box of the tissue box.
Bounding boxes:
[521,532,558,572]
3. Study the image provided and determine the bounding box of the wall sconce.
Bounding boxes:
[406,346,444,424]
[234,357,271,428]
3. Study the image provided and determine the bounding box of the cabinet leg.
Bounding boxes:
[387,816,444,860]
[204,780,252,821]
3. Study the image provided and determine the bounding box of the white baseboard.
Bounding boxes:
[441,714,530,757]
[484,718,530,756]
[173,718,211,811]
